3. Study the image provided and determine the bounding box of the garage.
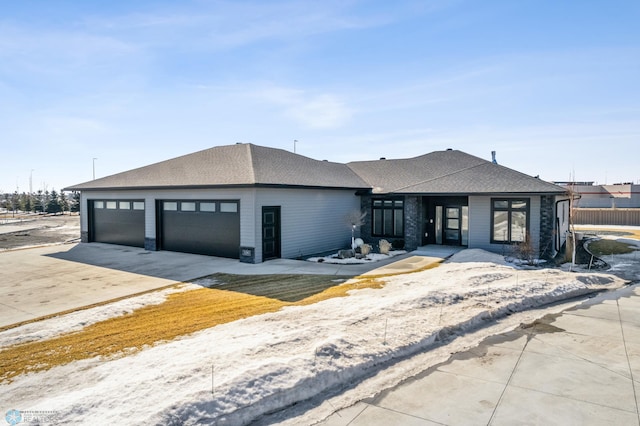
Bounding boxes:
[158,200,240,258]
[89,200,145,248]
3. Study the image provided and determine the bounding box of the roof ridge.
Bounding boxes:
[246,143,258,184]
[387,161,487,193]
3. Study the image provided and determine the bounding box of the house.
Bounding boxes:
[554,181,640,209]
[553,181,640,226]
[65,143,570,263]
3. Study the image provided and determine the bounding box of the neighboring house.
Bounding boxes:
[554,182,640,209]
[65,143,569,263]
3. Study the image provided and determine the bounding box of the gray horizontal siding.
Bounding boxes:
[468,195,541,256]
[255,188,360,262]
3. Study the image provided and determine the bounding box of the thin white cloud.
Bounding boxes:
[285,93,352,128]
[79,0,396,51]
[0,24,136,58]
[254,85,353,129]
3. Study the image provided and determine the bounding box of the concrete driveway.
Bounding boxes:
[0,243,449,328]
[322,283,640,426]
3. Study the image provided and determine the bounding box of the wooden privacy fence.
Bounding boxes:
[574,208,640,226]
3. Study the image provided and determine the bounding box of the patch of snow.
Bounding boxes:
[505,257,547,266]
[0,284,198,346]
[307,250,406,264]
[1,249,627,426]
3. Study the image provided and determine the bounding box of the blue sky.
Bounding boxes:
[2,0,639,193]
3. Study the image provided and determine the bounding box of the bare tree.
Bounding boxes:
[566,184,580,270]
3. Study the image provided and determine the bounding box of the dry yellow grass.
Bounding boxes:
[574,226,640,240]
[0,273,394,383]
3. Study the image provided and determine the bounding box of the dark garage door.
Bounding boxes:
[90,200,145,248]
[159,200,240,258]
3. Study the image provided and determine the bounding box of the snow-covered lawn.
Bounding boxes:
[0,249,627,425]
[307,250,406,264]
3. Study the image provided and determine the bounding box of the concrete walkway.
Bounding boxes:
[0,243,451,328]
[322,284,640,425]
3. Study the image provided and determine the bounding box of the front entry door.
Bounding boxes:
[262,206,281,260]
[444,206,461,245]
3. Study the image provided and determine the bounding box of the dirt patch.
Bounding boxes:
[575,227,640,241]
[0,214,80,250]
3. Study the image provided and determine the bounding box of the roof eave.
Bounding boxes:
[64,183,372,192]
[381,190,568,196]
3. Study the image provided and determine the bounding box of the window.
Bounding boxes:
[119,201,131,210]
[181,202,196,212]
[106,201,117,209]
[133,202,145,210]
[94,201,104,209]
[372,198,404,238]
[220,202,238,213]
[491,199,529,243]
[200,202,216,212]
[163,202,178,211]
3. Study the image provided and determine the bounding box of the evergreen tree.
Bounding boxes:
[11,192,19,214]
[70,191,81,213]
[18,193,32,212]
[60,192,69,213]
[34,190,44,213]
[46,189,62,214]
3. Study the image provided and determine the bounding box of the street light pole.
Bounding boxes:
[93,158,97,180]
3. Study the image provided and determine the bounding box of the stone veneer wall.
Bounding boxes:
[539,195,555,259]
[359,194,419,252]
[404,196,420,251]
[144,238,157,251]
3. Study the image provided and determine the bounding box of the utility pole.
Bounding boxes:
[93,158,97,180]
[30,169,34,194]
[294,140,298,153]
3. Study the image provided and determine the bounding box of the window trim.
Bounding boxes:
[371,198,404,238]
[490,198,530,244]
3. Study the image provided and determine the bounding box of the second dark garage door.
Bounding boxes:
[159,200,240,258]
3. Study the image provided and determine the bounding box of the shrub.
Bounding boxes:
[391,239,405,250]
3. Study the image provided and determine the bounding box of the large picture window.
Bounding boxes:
[372,199,404,238]
[491,199,529,243]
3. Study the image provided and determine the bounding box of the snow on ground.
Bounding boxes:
[0,284,198,346]
[307,250,406,264]
[1,249,627,425]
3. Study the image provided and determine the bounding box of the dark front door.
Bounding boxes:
[262,206,281,260]
[444,206,461,245]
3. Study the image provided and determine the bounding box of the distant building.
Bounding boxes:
[554,182,640,208]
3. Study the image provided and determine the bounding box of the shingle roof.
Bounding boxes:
[65,143,370,191]
[347,149,565,194]
[65,144,565,195]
